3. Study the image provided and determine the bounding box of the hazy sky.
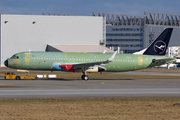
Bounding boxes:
[0,0,180,16]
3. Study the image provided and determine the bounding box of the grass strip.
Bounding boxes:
[0,97,180,120]
[1,72,180,80]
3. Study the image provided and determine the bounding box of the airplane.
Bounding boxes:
[4,28,175,80]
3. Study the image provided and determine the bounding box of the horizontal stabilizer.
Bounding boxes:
[152,58,175,64]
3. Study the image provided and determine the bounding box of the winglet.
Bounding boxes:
[108,51,117,62]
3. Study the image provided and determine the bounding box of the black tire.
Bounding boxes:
[81,75,85,80]
[16,76,20,80]
[81,75,89,81]
[84,75,89,81]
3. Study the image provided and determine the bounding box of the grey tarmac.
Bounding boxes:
[0,76,180,99]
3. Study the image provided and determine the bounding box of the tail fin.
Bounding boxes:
[143,28,173,56]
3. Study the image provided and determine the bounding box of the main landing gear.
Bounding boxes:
[81,70,89,80]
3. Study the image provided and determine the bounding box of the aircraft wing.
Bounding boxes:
[73,51,117,70]
[152,58,175,64]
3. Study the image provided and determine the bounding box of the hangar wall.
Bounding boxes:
[0,14,103,66]
[144,25,180,48]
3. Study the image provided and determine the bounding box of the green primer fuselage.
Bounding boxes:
[8,51,174,72]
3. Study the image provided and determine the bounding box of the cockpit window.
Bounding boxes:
[10,55,19,59]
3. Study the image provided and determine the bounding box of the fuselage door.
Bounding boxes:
[25,53,30,63]
[138,56,143,66]
[136,55,149,70]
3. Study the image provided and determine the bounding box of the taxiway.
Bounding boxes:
[0,77,180,99]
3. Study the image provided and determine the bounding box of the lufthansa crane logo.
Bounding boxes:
[153,40,166,54]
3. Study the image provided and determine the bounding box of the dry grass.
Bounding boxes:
[138,69,180,73]
[1,67,180,80]
[0,98,180,120]
[1,71,180,80]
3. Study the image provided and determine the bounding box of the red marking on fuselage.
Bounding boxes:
[59,65,75,72]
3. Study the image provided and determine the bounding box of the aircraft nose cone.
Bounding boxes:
[4,60,8,67]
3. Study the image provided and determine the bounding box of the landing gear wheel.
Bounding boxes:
[81,75,89,81]
[81,75,85,80]
[84,75,89,81]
